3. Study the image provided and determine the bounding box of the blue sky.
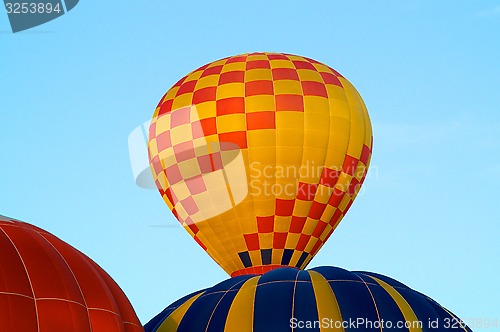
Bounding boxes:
[1,0,499,327]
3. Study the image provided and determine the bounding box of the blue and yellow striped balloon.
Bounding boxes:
[145,267,471,332]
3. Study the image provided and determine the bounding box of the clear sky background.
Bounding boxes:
[1,0,499,327]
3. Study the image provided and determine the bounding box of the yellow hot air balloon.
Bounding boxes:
[148,52,372,276]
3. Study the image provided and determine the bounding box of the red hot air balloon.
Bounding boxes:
[0,214,143,332]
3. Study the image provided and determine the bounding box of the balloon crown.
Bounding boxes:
[148,52,372,276]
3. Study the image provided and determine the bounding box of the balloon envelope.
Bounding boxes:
[148,53,373,276]
[0,215,143,332]
[145,266,472,332]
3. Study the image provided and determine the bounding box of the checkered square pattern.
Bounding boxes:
[148,53,373,276]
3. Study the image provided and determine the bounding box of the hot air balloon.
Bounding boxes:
[0,214,143,332]
[148,52,372,276]
[145,267,472,332]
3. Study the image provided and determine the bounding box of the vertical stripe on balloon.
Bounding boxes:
[254,269,297,332]
[314,267,380,332]
[224,276,259,332]
[309,270,343,332]
[156,292,203,332]
[355,273,408,332]
[369,276,423,332]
